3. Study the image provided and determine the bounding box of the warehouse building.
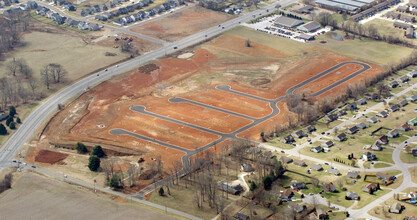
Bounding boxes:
[274,15,304,28]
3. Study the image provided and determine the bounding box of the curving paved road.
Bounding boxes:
[110,61,374,201]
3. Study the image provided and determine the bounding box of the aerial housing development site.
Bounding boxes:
[4,0,417,219]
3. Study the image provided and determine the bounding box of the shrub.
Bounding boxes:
[16,117,21,124]
[5,116,13,126]
[250,181,258,191]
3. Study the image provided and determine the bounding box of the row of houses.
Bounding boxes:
[110,0,185,25]
[2,0,37,16]
[36,7,101,31]
[387,11,416,23]
[349,0,400,22]
[0,0,18,8]
[280,125,316,144]
[78,0,132,16]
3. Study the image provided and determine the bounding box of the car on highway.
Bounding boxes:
[105,69,108,71]
[12,160,16,163]
[31,165,36,168]
[173,46,178,49]
[324,162,329,165]
[281,150,285,153]
[116,65,119,67]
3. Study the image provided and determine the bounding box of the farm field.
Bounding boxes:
[0,172,178,220]
[131,5,233,42]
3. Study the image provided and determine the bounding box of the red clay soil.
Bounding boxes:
[293,63,364,95]
[182,89,272,118]
[34,150,68,164]
[205,34,288,59]
[141,96,253,133]
[237,102,294,141]
[227,50,361,100]
[131,5,232,42]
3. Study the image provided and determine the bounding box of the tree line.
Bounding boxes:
[0,10,30,57]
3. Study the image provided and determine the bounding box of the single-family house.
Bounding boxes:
[240,163,254,172]
[364,93,379,100]
[324,114,338,122]
[389,104,400,112]
[390,202,403,214]
[323,182,336,192]
[387,80,399,88]
[290,182,306,190]
[304,125,316,133]
[399,100,408,107]
[281,189,293,200]
[327,168,340,176]
[376,111,388,118]
[337,109,347,117]
[377,135,389,145]
[398,75,410,83]
[363,151,376,161]
[362,183,378,193]
[218,181,244,195]
[408,117,417,126]
[334,133,347,142]
[321,141,334,148]
[292,130,305,139]
[387,129,400,138]
[357,122,368,129]
[346,126,359,134]
[346,191,359,200]
[280,135,295,144]
[356,98,367,105]
[370,141,383,151]
[397,123,411,131]
[311,146,323,153]
[407,70,417,78]
[407,94,417,102]
[345,102,358,111]
[347,171,360,179]
[294,159,306,167]
[280,156,293,164]
[367,116,378,124]
[310,164,323,171]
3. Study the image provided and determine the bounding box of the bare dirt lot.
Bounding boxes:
[131,5,232,42]
[0,172,177,220]
[38,28,381,190]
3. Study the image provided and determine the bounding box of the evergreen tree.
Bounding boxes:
[9,106,16,117]
[262,175,273,190]
[88,155,100,171]
[0,124,7,135]
[109,174,120,188]
[16,117,21,124]
[250,181,258,191]
[91,145,105,158]
[158,187,165,196]
[9,122,15,129]
[6,116,13,126]
[75,142,88,153]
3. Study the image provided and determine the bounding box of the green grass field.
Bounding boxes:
[312,30,414,65]
[225,26,313,56]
